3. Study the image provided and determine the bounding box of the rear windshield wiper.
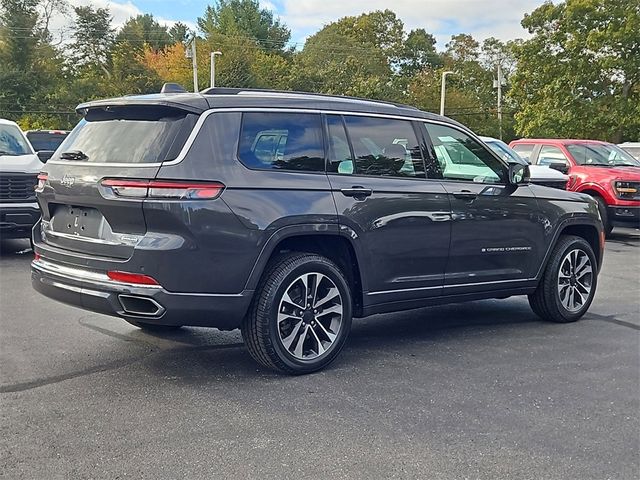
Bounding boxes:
[60,150,89,161]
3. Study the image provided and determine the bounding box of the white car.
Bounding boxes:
[618,142,640,161]
[480,136,569,189]
[0,119,42,239]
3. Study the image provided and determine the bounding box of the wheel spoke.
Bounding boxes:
[282,291,303,310]
[316,304,342,317]
[574,287,585,306]
[278,311,301,323]
[576,265,592,279]
[560,286,570,309]
[293,325,309,358]
[315,319,337,342]
[281,321,303,349]
[309,327,325,356]
[575,254,589,274]
[314,287,339,309]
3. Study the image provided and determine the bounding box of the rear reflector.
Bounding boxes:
[107,270,160,286]
[101,179,224,200]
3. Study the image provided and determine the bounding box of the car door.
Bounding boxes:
[324,114,451,305]
[423,122,544,293]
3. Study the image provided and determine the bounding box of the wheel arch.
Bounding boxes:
[245,225,366,317]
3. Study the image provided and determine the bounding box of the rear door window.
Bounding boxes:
[538,146,570,167]
[238,113,325,172]
[51,106,196,164]
[339,115,425,178]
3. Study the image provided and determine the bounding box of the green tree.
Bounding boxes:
[510,0,640,142]
[70,5,115,78]
[169,21,189,44]
[116,14,172,53]
[197,0,291,54]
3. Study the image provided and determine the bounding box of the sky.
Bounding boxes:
[58,0,545,49]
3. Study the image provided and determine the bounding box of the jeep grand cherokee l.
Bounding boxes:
[31,88,605,374]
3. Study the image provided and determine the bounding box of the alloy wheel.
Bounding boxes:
[557,248,593,313]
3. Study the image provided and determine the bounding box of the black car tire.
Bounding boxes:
[124,319,182,331]
[528,235,597,323]
[242,253,352,374]
[595,196,614,236]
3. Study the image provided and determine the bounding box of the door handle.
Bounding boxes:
[340,186,372,198]
[452,190,477,200]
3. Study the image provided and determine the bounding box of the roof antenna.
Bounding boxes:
[160,83,187,94]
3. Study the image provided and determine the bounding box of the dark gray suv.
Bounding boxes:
[31,88,604,374]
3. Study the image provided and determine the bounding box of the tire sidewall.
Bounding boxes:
[265,258,352,373]
[550,238,598,321]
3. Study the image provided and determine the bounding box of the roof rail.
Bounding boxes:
[200,87,418,110]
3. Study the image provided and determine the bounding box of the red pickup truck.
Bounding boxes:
[509,139,640,235]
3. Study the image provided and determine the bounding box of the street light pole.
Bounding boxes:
[440,71,454,116]
[210,51,222,88]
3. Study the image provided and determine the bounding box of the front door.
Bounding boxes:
[325,114,451,304]
[423,122,544,293]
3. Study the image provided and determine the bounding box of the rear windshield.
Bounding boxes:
[0,124,32,156]
[27,132,68,151]
[52,106,196,163]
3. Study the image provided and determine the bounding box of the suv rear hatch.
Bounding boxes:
[37,104,200,260]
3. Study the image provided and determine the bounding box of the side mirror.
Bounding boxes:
[541,158,569,174]
[508,163,530,185]
[37,150,55,163]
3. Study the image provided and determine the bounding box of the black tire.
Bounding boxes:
[242,253,352,374]
[124,319,182,331]
[528,235,598,323]
[594,196,614,236]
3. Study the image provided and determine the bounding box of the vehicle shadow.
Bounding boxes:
[0,239,32,257]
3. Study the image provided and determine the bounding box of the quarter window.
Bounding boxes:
[237,113,325,172]
[425,123,505,183]
[339,116,425,178]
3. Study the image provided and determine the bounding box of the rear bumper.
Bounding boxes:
[31,257,253,329]
[0,202,40,239]
[607,205,640,228]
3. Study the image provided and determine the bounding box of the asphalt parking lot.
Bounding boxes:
[1,230,639,479]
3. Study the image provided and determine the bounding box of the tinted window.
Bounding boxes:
[26,132,68,151]
[326,115,353,174]
[538,145,569,166]
[425,123,505,183]
[341,116,425,178]
[0,124,32,156]
[238,113,324,172]
[52,106,194,163]
[512,143,535,162]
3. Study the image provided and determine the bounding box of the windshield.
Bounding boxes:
[567,143,640,167]
[53,106,195,164]
[0,124,33,156]
[486,140,526,164]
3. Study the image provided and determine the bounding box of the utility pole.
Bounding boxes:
[440,71,455,116]
[210,51,222,88]
[497,61,503,140]
[184,33,198,92]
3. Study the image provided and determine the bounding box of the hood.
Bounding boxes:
[0,153,43,174]
[578,165,640,180]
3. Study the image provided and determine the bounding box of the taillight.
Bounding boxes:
[36,173,48,191]
[107,270,160,286]
[101,179,224,200]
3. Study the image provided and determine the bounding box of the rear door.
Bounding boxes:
[325,114,450,303]
[38,105,197,260]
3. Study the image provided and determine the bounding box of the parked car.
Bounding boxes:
[32,87,604,374]
[0,119,42,239]
[25,130,70,162]
[510,139,640,235]
[480,136,568,189]
[618,142,640,161]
